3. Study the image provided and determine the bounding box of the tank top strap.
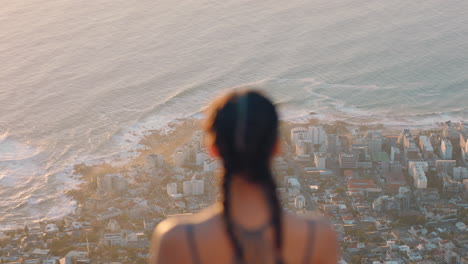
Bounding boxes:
[186,224,202,264]
[303,220,316,264]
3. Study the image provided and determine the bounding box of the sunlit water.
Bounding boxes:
[0,0,467,229]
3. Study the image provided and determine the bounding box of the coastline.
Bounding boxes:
[1,115,445,232]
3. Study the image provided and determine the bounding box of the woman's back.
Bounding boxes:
[151,204,338,264]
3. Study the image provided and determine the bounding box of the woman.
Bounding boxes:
[151,90,338,264]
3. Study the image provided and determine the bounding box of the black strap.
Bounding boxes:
[303,220,316,264]
[233,219,273,237]
[186,224,202,264]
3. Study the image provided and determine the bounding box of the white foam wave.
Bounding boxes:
[0,137,42,162]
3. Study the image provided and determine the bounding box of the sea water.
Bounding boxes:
[0,0,467,228]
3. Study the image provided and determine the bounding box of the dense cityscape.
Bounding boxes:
[1,119,467,264]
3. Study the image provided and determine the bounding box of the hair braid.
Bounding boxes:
[222,169,245,262]
[256,166,284,264]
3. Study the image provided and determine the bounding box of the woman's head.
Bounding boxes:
[204,89,279,181]
[204,89,284,264]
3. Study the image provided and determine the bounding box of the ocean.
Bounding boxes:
[0,0,467,229]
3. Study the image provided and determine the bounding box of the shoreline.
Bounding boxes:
[0,116,446,232]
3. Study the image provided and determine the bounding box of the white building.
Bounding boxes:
[291,126,326,145]
[399,129,416,149]
[203,158,222,172]
[296,140,309,156]
[182,179,204,195]
[196,150,209,165]
[192,180,204,195]
[174,148,189,167]
[183,181,193,195]
[309,125,326,144]
[166,183,178,196]
[287,177,301,189]
[440,138,453,160]
[408,161,428,189]
[463,138,468,165]
[418,135,434,158]
[97,174,127,195]
[103,232,126,247]
[295,195,306,209]
[291,127,308,145]
[314,153,327,170]
[390,146,400,161]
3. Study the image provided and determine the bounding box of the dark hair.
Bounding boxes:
[204,89,283,264]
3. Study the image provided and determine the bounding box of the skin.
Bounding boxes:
[150,141,339,264]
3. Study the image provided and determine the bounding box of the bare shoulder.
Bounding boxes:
[150,205,223,264]
[150,217,189,264]
[283,212,339,264]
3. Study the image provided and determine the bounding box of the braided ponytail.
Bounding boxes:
[222,169,245,262]
[254,165,284,264]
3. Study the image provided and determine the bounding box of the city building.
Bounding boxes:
[364,130,383,153]
[384,171,407,185]
[347,179,378,195]
[408,161,428,189]
[174,147,191,167]
[103,232,126,247]
[440,138,453,160]
[339,153,357,169]
[287,177,301,189]
[296,140,310,156]
[442,121,459,140]
[326,134,341,154]
[441,172,463,194]
[196,150,209,165]
[453,166,468,180]
[291,126,326,145]
[415,188,440,206]
[436,160,457,173]
[463,136,468,165]
[418,135,434,158]
[399,129,416,149]
[314,153,327,170]
[97,174,127,196]
[183,181,193,195]
[182,179,204,196]
[295,195,306,209]
[203,158,222,172]
[291,127,308,145]
[390,146,402,162]
[192,180,204,195]
[372,195,401,213]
